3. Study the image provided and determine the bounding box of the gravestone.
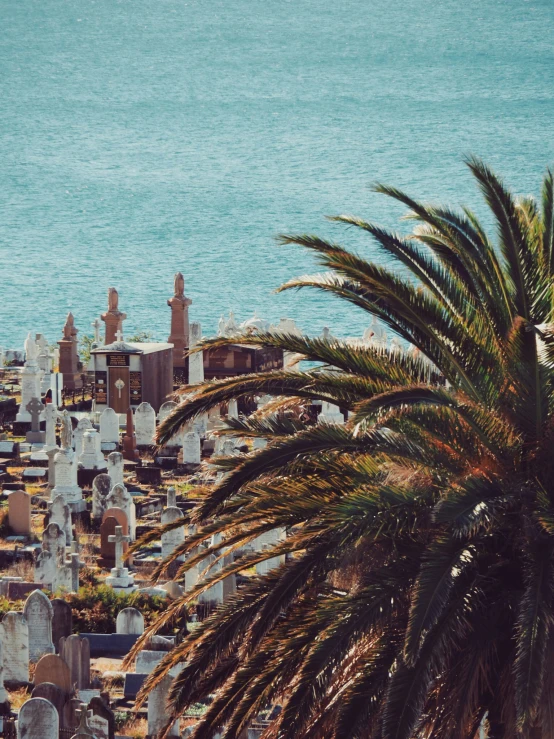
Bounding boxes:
[16,334,43,423]
[106,526,136,593]
[78,430,107,471]
[106,452,124,488]
[0,638,8,704]
[44,404,58,450]
[35,523,71,591]
[52,599,73,649]
[26,397,46,444]
[158,401,183,445]
[188,321,204,385]
[73,418,92,456]
[51,448,83,506]
[49,494,72,546]
[183,431,201,465]
[88,696,115,739]
[35,654,71,692]
[59,635,90,690]
[31,683,67,729]
[318,400,345,425]
[122,407,139,462]
[0,612,29,682]
[148,671,181,738]
[116,608,144,635]
[91,474,112,522]
[23,589,55,662]
[161,506,184,560]
[166,486,176,508]
[99,408,119,444]
[106,483,136,540]
[99,517,122,569]
[8,490,31,535]
[134,402,156,446]
[17,697,59,739]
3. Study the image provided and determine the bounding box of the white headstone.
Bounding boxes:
[106,452,125,488]
[318,400,344,425]
[23,590,55,662]
[188,322,204,385]
[166,486,176,508]
[34,523,72,592]
[134,402,156,446]
[0,612,29,682]
[161,507,184,560]
[99,407,119,444]
[44,404,58,450]
[158,401,183,445]
[51,448,83,505]
[78,429,107,470]
[0,638,8,703]
[182,431,201,465]
[49,494,73,546]
[116,607,144,635]
[73,418,93,455]
[17,697,59,739]
[106,526,136,593]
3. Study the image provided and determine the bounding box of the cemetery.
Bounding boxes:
[0,272,316,738]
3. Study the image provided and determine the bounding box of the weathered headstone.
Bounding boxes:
[116,608,144,635]
[73,418,92,456]
[158,401,183,445]
[0,638,8,704]
[44,404,58,450]
[49,494,72,546]
[52,599,73,649]
[88,696,115,739]
[17,697,59,739]
[91,473,112,522]
[16,333,43,423]
[188,321,204,385]
[105,483,136,540]
[23,589,54,662]
[59,635,90,690]
[51,448,83,506]
[0,612,29,682]
[34,522,71,591]
[99,408,119,445]
[31,682,67,728]
[166,486,176,508]
[106,452,124,488]
[8,490,31,535]
[182,431,201,465]
[161,506,184,560]
[134,402,156,446]
[106,526,136,593]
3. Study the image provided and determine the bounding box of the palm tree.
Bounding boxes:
[129,158,554,739]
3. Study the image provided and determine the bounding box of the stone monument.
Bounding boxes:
[134,402,156,446]
[167,271,192,370]
[106,526,137,593]
[58,313,82,391]
[101,287,126,345]
[15,332,43,422]
[23,589,55,662]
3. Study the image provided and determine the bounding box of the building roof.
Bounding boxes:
[91,341,173,355]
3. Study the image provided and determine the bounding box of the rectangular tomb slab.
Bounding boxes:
[22,468,47,480]
[0,442,19,458]
[123,672,147,699]
[80,633,140,658]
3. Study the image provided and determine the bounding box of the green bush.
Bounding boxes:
[63,585,169,633]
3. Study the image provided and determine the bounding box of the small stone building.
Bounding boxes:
[203,344,283,380]
[90,340,173,413]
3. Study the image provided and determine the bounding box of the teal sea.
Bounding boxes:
[1,0,553,347]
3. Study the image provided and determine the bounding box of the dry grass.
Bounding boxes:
[120,715,148,738]
[3,559,34,580]
[8,687,31,711]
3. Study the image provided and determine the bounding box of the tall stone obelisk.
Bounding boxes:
[101,288,126,345]
[167,272,192,369]
[57,313,83,391]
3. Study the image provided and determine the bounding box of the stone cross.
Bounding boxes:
[91,318,102,343]
[108,526,131,570]
[114,329,124,342]
[26,396,45,432]
[76,705,95,735]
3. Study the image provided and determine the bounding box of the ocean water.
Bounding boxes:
[1,0,553,348]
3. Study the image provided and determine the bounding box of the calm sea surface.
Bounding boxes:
[1,0,553,347]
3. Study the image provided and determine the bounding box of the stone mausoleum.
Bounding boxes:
[90,339,173,414]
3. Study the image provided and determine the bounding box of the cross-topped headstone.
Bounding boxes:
[75,704,95,736]
[114,329,124,342]
[108,526,131,570]
[26,397,45,432]
[91,318,102,343]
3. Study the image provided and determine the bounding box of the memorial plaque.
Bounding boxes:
[107,354,130,367]
[95,371,108,404]
[130,372,142,403]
